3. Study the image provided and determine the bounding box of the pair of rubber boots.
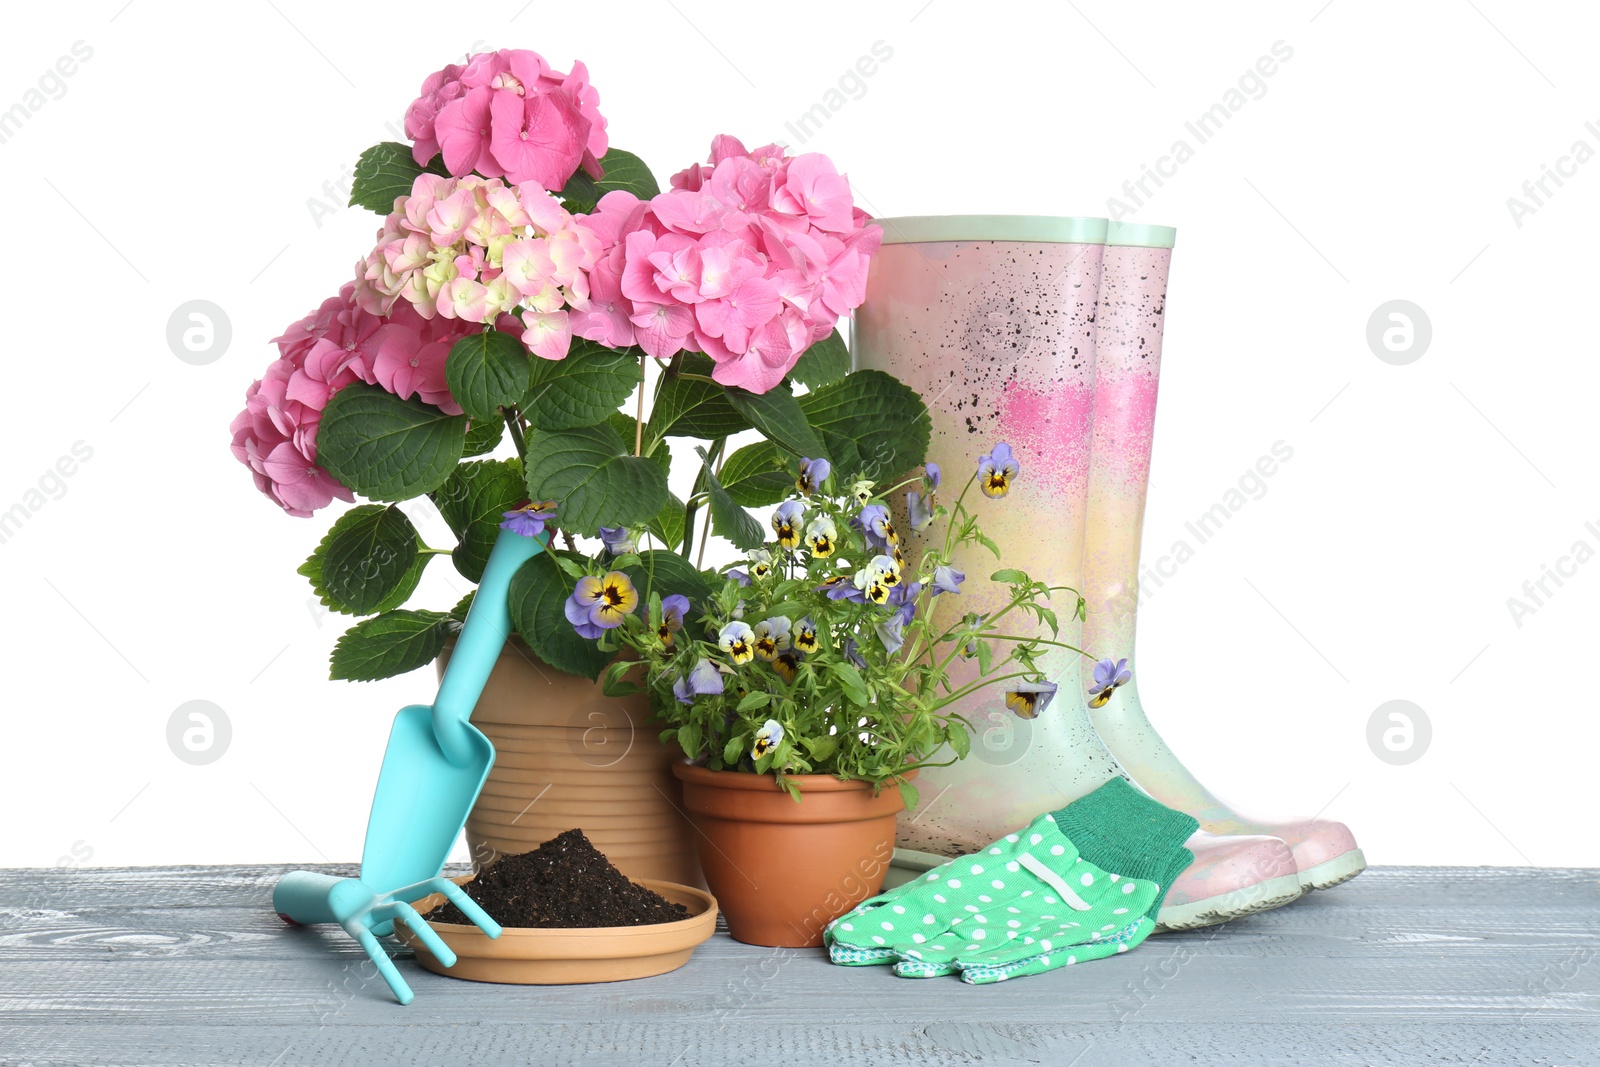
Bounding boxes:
[855,216,1364,930]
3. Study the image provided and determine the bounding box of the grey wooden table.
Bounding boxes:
[1,865,1596,1066]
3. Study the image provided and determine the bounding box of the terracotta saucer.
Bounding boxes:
[396,877,718,985]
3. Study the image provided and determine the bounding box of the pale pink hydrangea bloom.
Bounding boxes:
[355,173,603,360]
[574,137,880,393]
[404,48,609,190]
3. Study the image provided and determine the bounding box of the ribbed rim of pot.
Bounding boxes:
[671,760,912,792]
[870,215,1176,249]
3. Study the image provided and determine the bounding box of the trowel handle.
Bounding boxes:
[273,871,346,926]
[432,527,548,765]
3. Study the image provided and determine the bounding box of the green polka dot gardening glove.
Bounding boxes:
[826,812,1160,976]
[824,778,1198,984]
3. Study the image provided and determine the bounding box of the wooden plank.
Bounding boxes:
[1,1021,1595,1067]
[0,866,1594,1066]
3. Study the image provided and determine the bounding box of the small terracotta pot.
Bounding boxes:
[671,761,911,948]
[441,640,702,888]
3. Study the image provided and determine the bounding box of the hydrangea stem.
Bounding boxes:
[681,437,725,561]
[697,440,730,570]
[680,500,699,560]
[503,409,527,458]
[695,510,714,569]
[634,355,648,457]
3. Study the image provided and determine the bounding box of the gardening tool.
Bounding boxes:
[272,871,499,1004]
[274,525,549,1005]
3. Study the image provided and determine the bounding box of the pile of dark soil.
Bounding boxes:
[424,829,690,929]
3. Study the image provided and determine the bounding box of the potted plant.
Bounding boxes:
[227,46,896,885]
[588,445,1077,947]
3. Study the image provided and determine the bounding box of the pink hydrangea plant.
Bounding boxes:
[235,50,886,520]
[404,48,608,191]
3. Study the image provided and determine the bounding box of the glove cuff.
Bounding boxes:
[1051,777,1197,889]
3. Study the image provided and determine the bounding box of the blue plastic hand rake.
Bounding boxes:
[274,527,547,1005]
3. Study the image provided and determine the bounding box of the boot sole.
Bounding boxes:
[1153,873,1303,932]
[1299,848,1367,891]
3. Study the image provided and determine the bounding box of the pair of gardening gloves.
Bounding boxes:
[824,778,1199,984]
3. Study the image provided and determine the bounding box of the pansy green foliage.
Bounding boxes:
[579,451,1084,806]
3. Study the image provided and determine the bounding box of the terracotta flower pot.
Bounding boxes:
[440,639,702,888]
[671,761,911,947]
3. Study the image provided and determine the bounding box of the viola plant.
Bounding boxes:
[226,46,928,685]
[577,448,1114,806]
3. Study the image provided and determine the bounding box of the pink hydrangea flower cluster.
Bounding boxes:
[570,135,880,393]
[404,49,608,191]
[354,173,603,360]
[230,284,490,516]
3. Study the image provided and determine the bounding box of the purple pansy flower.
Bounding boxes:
[501,500,557,537]
[924,462,941,491]
[598,526,638,555]
[772,500,805,549]
[906,490,934,532]
[875,613,906,656]
[1006,681,1058,720]
[1087,657,1132,708]
[854,503,897,550]
[793,616,822,653]
[805,515,838,557]
[977,442,1019,498]
[672,657,725,705]
[752,718,785,759]
[797,456,831,495]
[752,616,792,661]
[852,555,899,605]
[657,594,690,646]
[931,564,965,596]
[719,621,756,664]
[564,571,639,639]
[820,575,866,602]
[772,650,802,683]
[887,581,921,626]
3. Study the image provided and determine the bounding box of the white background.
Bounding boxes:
[1,0,1593,870]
